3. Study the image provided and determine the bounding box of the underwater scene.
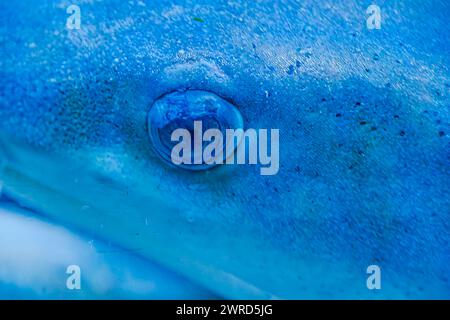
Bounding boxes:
[0,0,449,300]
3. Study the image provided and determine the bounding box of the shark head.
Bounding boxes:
[0,0,449,298]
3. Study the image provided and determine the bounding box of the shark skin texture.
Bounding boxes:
[0,0,449,299]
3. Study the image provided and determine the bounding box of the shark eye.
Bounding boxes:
[147,90,243,171]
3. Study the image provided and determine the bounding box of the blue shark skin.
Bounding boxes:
[0,0,449,299]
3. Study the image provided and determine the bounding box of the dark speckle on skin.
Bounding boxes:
[287,65,295,75]
[438,131,445,137]
[399,130,406,136]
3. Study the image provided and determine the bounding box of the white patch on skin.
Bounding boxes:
[0,204,213,298]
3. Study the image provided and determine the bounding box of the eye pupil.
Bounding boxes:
[147,90,244,171]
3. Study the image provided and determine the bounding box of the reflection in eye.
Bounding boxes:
[147,90,243,171]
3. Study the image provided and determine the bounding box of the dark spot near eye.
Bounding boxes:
[321,97,327,102]
[355,101,361,106]
[394,115,400,119]
[359,121,367,125]
[287,65,295,75]
[373,54,380,61]
[335,113,342,117]
[365,68,371,73]
[399,130,406,137]
[438,131,445,137]
[94,174,116,186]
